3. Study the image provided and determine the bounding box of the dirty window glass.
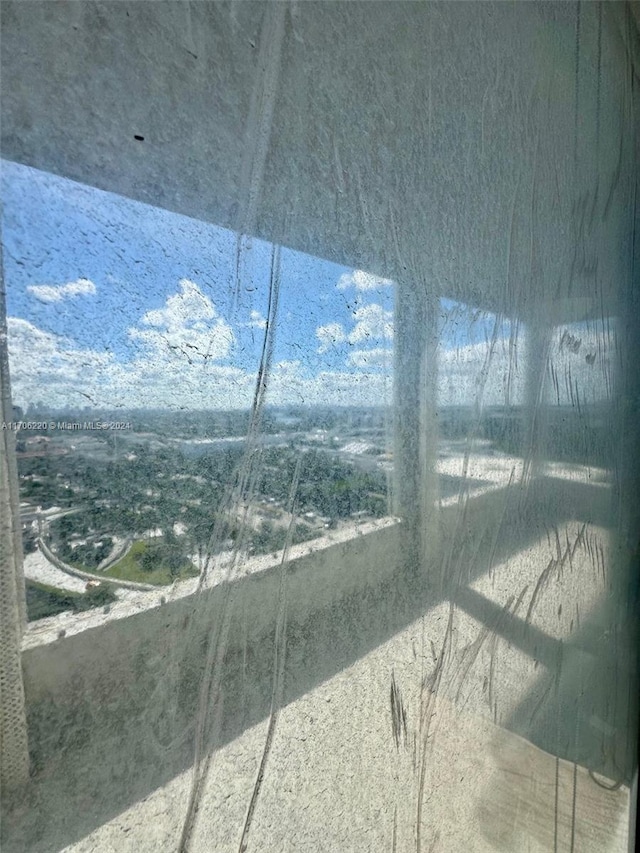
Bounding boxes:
[2,160,395,591]
[1,3,638,853]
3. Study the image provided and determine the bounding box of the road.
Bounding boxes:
[22,548,88,593]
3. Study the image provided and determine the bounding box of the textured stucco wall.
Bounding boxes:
[1,3,639,850]
[2,471,636,851]
[1,1,637,321]
[11,520,402,850]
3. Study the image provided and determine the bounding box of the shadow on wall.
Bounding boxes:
[0,475,634,853]
[483,407,615,469]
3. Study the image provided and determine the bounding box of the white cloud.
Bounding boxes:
[348,348,393,369]
[266,361,393,407]
[337,270,394,291]
[316,304,393,361]
[129,279,234,364]
[8,317,119,408]
[9,284,611,412]
[128,324,233,364]
[8,280,244,410]
[348,304,394,344]
[8,316,255,410]
[248,310,267,330]
[435,322,612,407]
[316,322,346,353]
[27,278,97,303]
[140,279,215,328]
[437,341,521,407]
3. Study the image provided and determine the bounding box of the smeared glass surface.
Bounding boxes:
[0,2,638,852]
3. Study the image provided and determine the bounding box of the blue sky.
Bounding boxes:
[3,159,608,412]
[2,161,375,371]
[2,161,401,409]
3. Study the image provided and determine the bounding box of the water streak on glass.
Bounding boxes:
[0,2,638,852]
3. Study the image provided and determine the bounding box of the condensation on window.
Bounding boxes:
[0,3,638,853]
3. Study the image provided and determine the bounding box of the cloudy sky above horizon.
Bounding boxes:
[1,160,611,412]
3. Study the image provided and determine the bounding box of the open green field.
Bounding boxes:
[104,538,199,586]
